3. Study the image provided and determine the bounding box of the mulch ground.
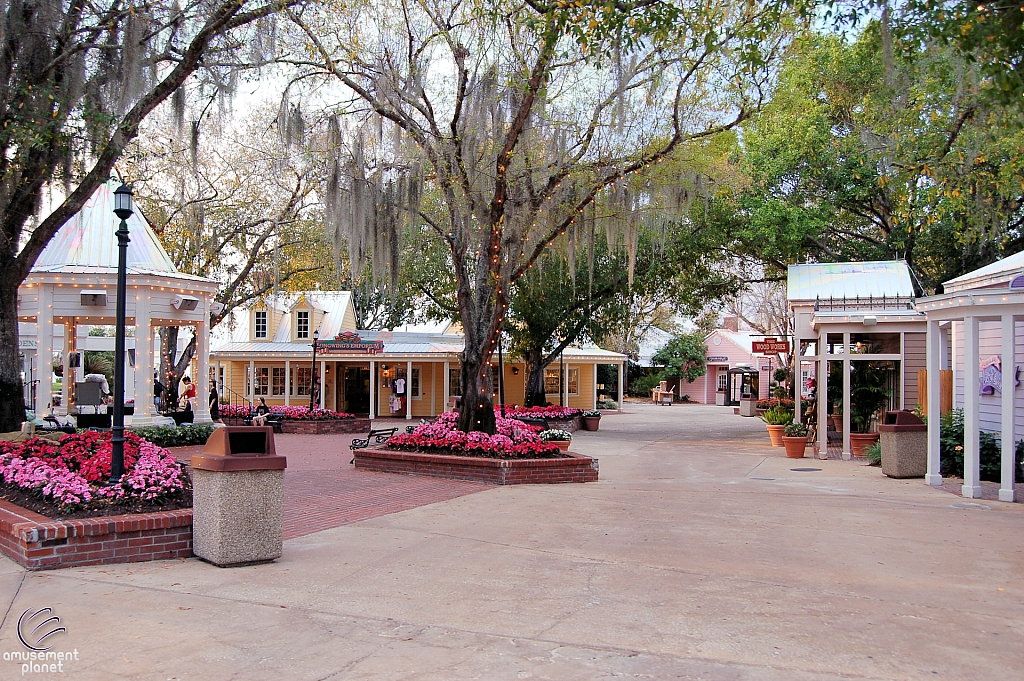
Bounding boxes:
[0,481,192,520]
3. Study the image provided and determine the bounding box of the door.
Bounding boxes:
[343,366,371,414]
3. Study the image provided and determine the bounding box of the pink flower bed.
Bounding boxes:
[503,405,583,419]
[386,412,562,459]
[0,432,187,511]
[219,404,354,420]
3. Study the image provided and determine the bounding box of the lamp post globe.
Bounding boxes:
[110,182,133,482]
[309,330,320,411]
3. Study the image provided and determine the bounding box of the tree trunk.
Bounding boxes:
[0,277,25,431]
[524,348,548,407]
[456,354,496,433]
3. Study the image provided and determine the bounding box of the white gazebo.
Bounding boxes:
[17,180,219,426]
[916,253,1024,502]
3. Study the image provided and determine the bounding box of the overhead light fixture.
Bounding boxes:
[80,290,107,306]
[210,301,225,315]
[172,294,199,311]
[862,315,877,326]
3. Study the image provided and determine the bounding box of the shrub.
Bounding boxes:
[865,441,882,466]
[628,372,663,396]
[130,425,214,448]
[756,397,794,410]
[597,399,618,410]
[938,409,1024,482]
[760,406,793,426]
[386,412,560,458]
[539,429,572,442]
[504,406,582,419]
[784,422,808,437]
[582,410,602,418]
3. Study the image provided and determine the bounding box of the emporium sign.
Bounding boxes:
[752,338,790,354]
[317,332,384,355]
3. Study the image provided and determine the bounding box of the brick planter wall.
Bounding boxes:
[353,447,598,484]
[280,418,370,434]
[221,417,369,434]
[515,416,582,433]
[0,500,192,570]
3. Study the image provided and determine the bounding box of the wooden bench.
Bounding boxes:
[349,427,399,463]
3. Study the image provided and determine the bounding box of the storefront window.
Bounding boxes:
[254,367,269,396]
[294,367,312,395]
[545,368,561,394]
[272,367,286,395]
[826,334,844,354]
[800,340,817,356]
[849,333,900,355]
[449,367,461,396]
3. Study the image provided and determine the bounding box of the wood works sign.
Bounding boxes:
[752,338,790,354]
[317,332,385,355]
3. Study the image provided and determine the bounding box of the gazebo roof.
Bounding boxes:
[943,250,1024,293]
[32,180,181,277]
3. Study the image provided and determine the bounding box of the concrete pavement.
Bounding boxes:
[0,404,1021,680]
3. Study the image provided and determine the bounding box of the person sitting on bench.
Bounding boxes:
[252,397,271,426]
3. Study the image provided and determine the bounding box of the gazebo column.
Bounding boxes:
[842,332,851,460]
[60,321,74,415]
[284,360,291,406]
[406,360,413,420]
[962,315,982,498]
[192,320,212,424]
[1000,314,1017,502]
[925,318,943,486]
[35,287,53,417]
[132,294,159,426]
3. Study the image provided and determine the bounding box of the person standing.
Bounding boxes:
[154,374,166,412]
[209,384,220,421]
[181,376,197,412]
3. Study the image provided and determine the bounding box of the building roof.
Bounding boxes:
[211,330,465,358]
[787,261,915,302]
[33,180,184,277]
[636,326,673,367]
[942,250,1024,293]
[219,291,355,344]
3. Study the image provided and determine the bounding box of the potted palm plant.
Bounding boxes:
[760,406,794,447]
[782,422,809,458]
[849,362,890,457]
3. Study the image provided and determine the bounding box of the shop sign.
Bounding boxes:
[752,338,790,354]
[317,331,384,355]
[707,355,729,362]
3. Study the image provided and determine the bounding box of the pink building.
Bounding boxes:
[671,324,772,405]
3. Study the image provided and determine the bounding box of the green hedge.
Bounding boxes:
[130,424,215,448]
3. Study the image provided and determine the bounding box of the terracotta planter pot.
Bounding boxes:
[850,432,879,457]
[766,424,787,447]
[831,414,843,432]
[582,416,601,431]
[551,440,571,451]
[782,436,807,458]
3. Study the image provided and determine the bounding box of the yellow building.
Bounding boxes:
[209,292,626,419]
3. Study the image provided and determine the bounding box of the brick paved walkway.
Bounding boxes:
[169,433,492,540]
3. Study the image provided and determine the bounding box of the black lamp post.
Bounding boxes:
[110,183,133,483]
[309,329,319,410]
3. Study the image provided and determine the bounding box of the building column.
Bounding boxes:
[925,318,943,486]
[192,320,212,424]
[443,360,450,411]
[319,359,326,410]
[284,360,291,406]
[1000,314,1017,502]
[593,363,598,410]
[369,360,376,420]
[248,360,255,404]
[818,352,828,457]
[35,286,53,417]
[406,360,413,420]
[842,332,851,460]
[430,362,436,415]
[794,353,802,424]
[617,361,624,411]
[963,315,982,498]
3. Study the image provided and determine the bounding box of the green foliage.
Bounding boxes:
[539,429,572,442]
[629,372,664,397]
[864,441,882,467]
[596,399,618,410]
[784,422,808,437]
[850,362,891,434]
[582,410,601,418]
[760,406,794,426]
[129,425,215,448]
[651,334,708,383]
[939,409,1024,483]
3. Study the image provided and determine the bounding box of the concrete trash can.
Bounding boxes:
[879,410,927,478]
[739,397,758,417]
[190,426,287,567]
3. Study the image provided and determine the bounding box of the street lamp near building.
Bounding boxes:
[309,329,320,411]
[110,183,133,482]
